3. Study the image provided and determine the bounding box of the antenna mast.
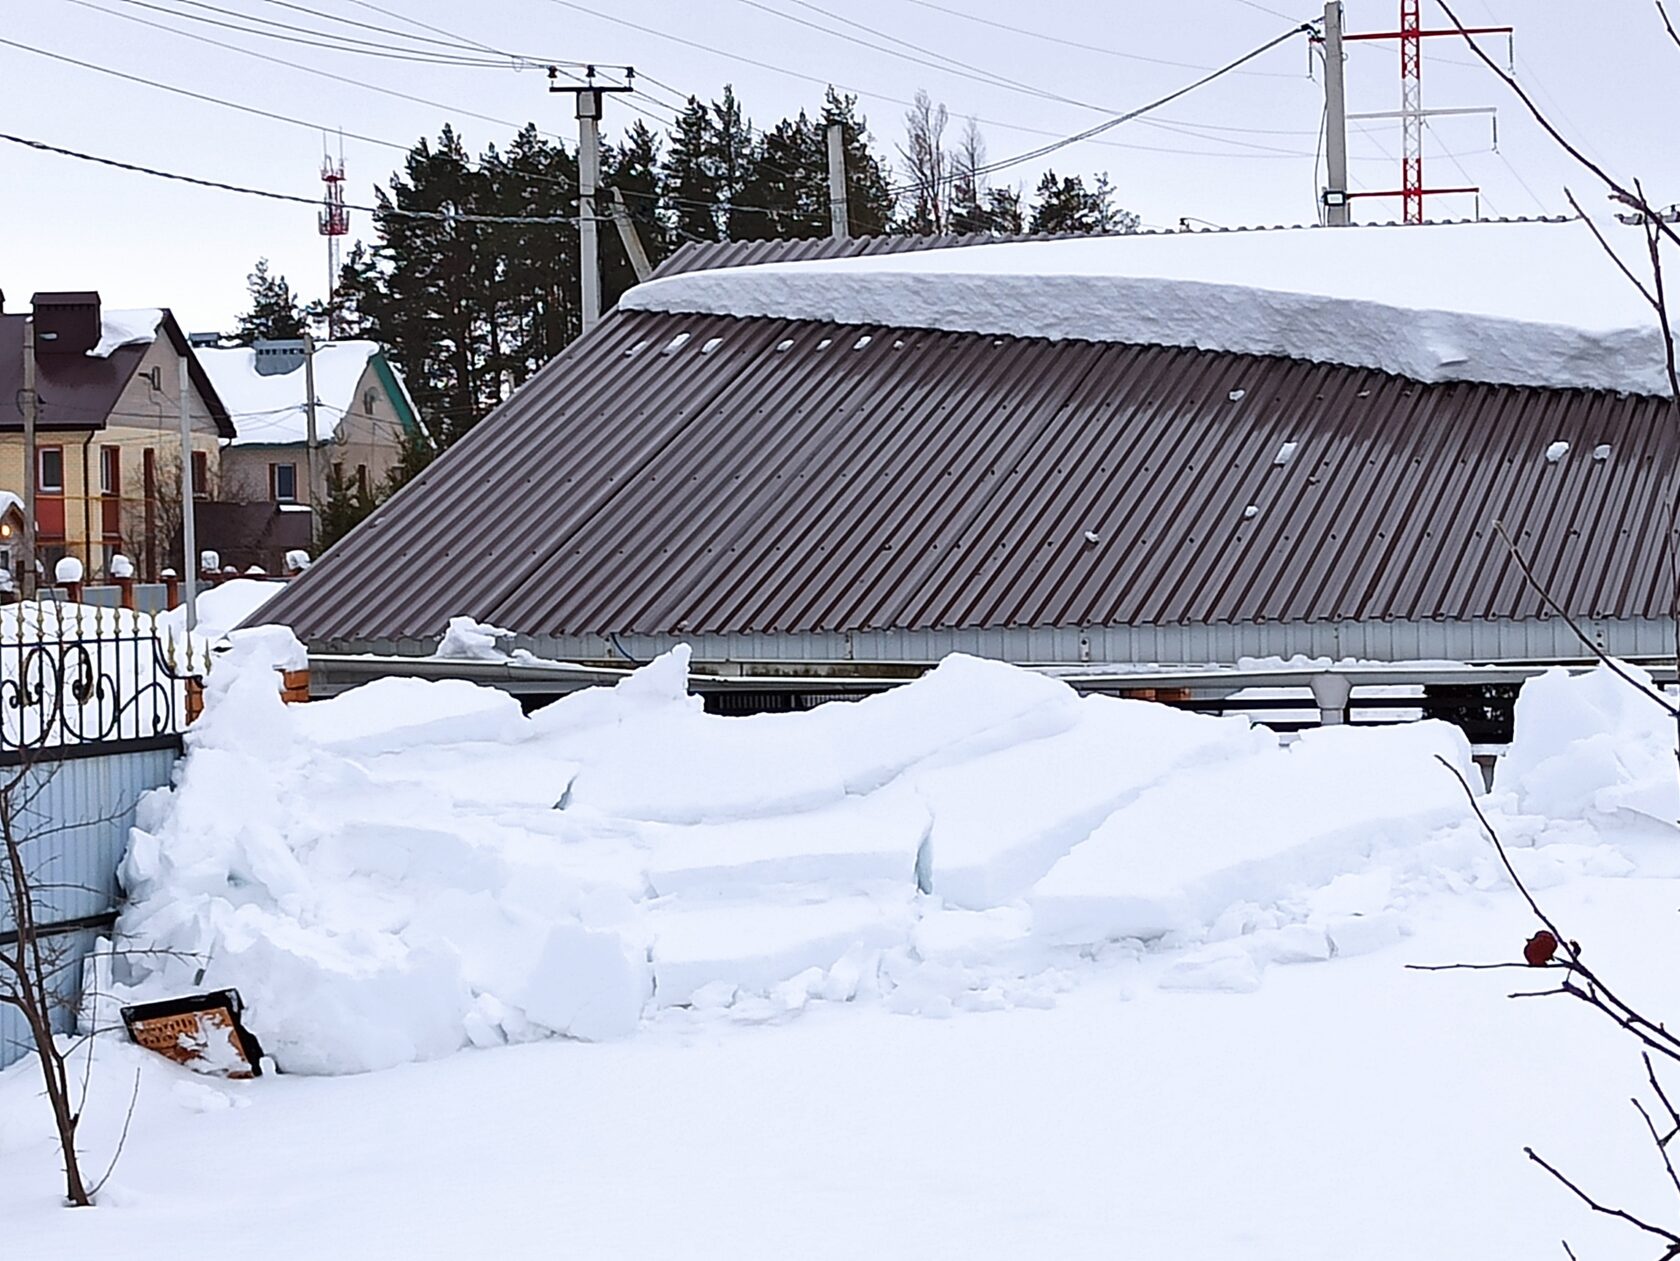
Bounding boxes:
[318,139,349,337]
[1338,3,1512,223]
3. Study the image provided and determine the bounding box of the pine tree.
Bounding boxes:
[359,126,499,444]
[232,259,305,343]
[315,465,378,553]
[663,97,719,244]
[1027,170,1139,235]
[483,125,579,392]
[602,120,669,304]
[709,86,757,240]
[736,111,825,241]
[381,425,437,498]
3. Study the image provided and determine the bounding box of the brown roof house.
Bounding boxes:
[259,218,1680,670]
[0,291,235,583]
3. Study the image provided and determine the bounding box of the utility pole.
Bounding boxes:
[178,353,199,633]
[19,317,36,600]
[609,188,653,283]
[1320,2,1351,226]
[548,66,635,333]
[826,121,850,240]
[302,330,321,516]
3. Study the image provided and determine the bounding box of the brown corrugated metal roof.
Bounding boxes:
[650,230,1115,280]
[259,307,1674,645]
[0,309,234,437]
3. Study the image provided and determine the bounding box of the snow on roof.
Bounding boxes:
[620,218,1674,396]
[196,340,379,445]
[88,308,163,359]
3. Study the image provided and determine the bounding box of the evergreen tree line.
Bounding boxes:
[232,82,1140,547]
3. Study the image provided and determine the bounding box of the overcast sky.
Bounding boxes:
[0,0,1667,332]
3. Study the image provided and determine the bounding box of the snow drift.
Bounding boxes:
[110,638,1653,1075]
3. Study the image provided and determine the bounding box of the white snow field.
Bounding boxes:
[621,218,1675,395]
[3,631,1679,1258]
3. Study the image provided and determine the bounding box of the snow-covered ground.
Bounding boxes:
[3,630,1678,1257]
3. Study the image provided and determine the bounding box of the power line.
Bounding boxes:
[249,0,598,67]
[896,0,1304,79]
[114,0,535,67]
[738,0,1322,157]
[542,0,1322,165]
[0,34,411,153]
[66,0,572,144]
[0,130,589,223]
[884,21,1316,192]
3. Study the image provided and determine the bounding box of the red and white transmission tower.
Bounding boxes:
[318,143,349,336]
[1336,2,1512,224]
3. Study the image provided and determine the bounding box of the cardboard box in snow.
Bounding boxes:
[121,990,264,1079]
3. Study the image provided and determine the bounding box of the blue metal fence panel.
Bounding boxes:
[0,741,179,1069]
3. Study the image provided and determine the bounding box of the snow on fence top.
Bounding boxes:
[620,218,1673,396]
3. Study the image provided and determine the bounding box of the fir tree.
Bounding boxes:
[233,259,305,343]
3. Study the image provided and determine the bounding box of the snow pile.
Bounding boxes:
[434,615,517,661]
[101,638,1541,1075]
[1033,721,1475,947]
[88,308,162,358]
[156,577,287,643]
[622,219,1675,395]
[1496,663,1679,828]
[195,341,378,445]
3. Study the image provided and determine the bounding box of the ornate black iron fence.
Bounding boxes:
[0,598,204,754]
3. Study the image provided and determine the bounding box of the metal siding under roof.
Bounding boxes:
[259,307,1677,645]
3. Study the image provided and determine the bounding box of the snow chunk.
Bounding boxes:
[621,220,1677,395]
[917,695,1268,909]
[1273,441,1298,466]
[88,308,162,358]
[53,556,83,584]
[434,615,517,661]
[650,895,911,1008]
[1032,721,1476,946]
[293,677,528,756]
[1498,664,1679,828]
[1545,440,1570,464]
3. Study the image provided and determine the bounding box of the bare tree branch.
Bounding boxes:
[1526,1146,1680,1248]
[1493,523,1677,715]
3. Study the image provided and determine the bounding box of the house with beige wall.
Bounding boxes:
[0,292,233,582]
[198,338,419,517]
